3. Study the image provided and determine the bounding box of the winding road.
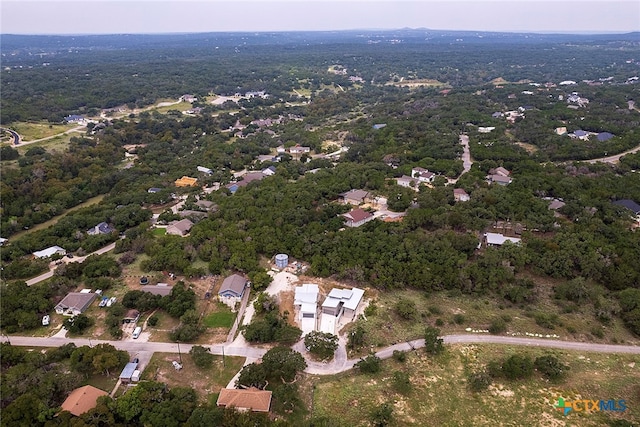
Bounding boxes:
[2,333,638,376]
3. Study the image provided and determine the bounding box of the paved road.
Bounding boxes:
[1,127,21,145]
[585,143,640,165]
[26,241,117,286]
[4,334,638,376]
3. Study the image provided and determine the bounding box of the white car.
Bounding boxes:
[172,361,183,370]
[42,315,50,326]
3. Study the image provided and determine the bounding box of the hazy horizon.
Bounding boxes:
[2,1,639,36]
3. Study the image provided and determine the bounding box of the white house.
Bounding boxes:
[484,232,521,247]
[453,188,470,202]
[197,166,213,175]
[411,167,435,183]
[321,287,364,321]
[294,283,319,336]
[342,208,374,228]
[33,246,66,259]
[396,175,418,189]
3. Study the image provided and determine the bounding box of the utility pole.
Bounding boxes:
[177,341,182,363]
[222,345,225,367]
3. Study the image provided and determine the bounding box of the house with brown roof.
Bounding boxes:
[60,385,108,416]
[411,167,435,183]
[166,218,194,236]
[340,189,370,205]
[342,208,374,228]
[175,176,198,187]
[217,388,272,412]
[140,283,174,297]
[453,188,470,202]
[55,292,98,316]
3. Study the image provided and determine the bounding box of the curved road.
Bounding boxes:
[2,334,638,376]
[586,143,640,165]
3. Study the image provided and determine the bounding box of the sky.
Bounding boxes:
[1,0,639,35]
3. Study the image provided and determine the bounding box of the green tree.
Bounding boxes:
[468,370,492,392]
[64,314,95,334]
[236,363,267,389]
[534,355,569,380]
[502,354,534,380]
[370,401,394,427]
[355,354,381,374]
[424,326,444,355]
[189,345,214,369]
[395,298,418,320]
[304,331,339,361]
[392,370,412,394]
[261,346,307,383]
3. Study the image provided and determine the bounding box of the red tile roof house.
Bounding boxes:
[217,388,272,412]
[60,385,107,417]
[342,208,374,228]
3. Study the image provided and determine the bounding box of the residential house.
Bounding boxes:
[140,284,173,297]
[597,132,614,142]
[166,219,194,236]
[33,245,66,259]
[288,145,311,155]
[197,166,213,175]
[569,130,590,141]
[487,174,512,186]
[613,199,640,223]
[294,283,319,336]
[87,222,114,236]
[64,115,86,124]
[489,167,510,177]
[55,292,98,316]
[396,175,419,189]
[219,274,248,308]
[217,388,272,412]
[491,112,504,118]
[340,189,370,205]
[342,208,374,228]
[175,176,198,187]
[453,188,470,202]
[484,232,521,247]
[148,187,163,193]
[60,385,108,417]
[123,309,140,324]
[555,127,568,135]
[547,198,566,211]
[411,167,435,183]
[225,172,266,194]
[177,210,207,221]
[261,165,276,176]
[372,123,387,130]
[321,287,365,321]
[195,200,216,211]
[478,126,495,133]
[181,94,197,103]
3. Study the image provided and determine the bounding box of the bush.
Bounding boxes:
[395,298,418,320]
[392,350,407,363]
[355,354,381,374]
[63,314,94,334]
[190,345,214,369]
[489,317,507,334]
[533,312,559,329]
[304,331,339,361]
[424,326,444,355]
[364,300,378,317]
[370,402,393,427]
[501,354,534,380]
[392,370,411,394]
[534,355,569,380]
[468,370,492,392]
[147,315,159,327]
[453,314,466,325]
[435,318,444,327]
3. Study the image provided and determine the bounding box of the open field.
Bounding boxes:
[152,101,192,114]
[11,122,78,141]
[347,285,639,358]
[142,351,245,402]
[311,344,640,426]
[386,78,449,88]
[15,132,77,152]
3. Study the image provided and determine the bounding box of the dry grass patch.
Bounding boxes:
[142,352,245,402]
[312,345,640,426]
[12,121,78,141]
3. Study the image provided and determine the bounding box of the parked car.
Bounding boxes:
[42,315,50,326]
[99,297,109,307]
[106,297,117,307]
[172,361,183,370]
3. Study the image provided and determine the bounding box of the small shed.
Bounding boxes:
[119,362,138,383]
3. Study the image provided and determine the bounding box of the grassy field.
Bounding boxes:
[11,121,79,141]
[152,101,192,114]
[203,309,236,328]
[142,351,245,402]
[346,287,639,358]
[16,132,77,153]
[311,344,640,426]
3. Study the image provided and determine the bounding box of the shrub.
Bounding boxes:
[468,371,492,392]
[534,312,559,329]
[395,298,418,320]
[392,370,412,394]
[392,350,407,363]
[147,315,159,327]
[534,355,569,380]
[501,354,534,380]
[453,314,466,325]
[489,317,507,334]
[355,354,381,374]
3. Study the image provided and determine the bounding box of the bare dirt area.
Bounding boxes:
[515,142,539,153]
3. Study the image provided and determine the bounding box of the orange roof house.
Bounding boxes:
[175,176,198,187]
[60,385,108,416]
[216,388,272,412]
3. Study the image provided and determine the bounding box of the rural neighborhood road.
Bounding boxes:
[3,334,638,376]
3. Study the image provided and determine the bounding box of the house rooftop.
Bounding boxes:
[33,245,66,258]
[485,232,521,246]
[613,199,640,215]
[217,388,272,412]
[140,284,173,296]
[219,274,247,296]
[60,385,107,417]
[343,208,374,223]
